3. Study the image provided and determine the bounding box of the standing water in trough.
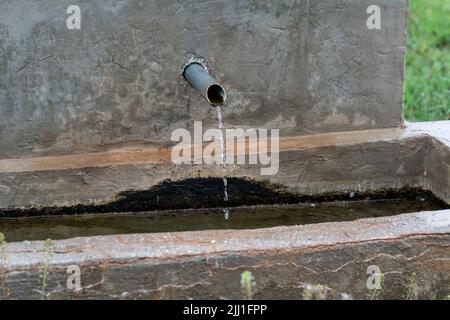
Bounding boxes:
[216,106,230,219]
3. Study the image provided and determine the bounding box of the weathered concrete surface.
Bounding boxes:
[0,122,448,210]
[0,0,409,159]
[0,127,404,174]
[413,122,450,205]
[1,210,449,299]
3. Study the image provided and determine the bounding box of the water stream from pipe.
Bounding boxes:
[216,106,230,219]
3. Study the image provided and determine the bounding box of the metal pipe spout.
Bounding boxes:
[183,63,226,106]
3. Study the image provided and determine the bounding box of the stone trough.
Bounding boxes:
[0,0,449,299]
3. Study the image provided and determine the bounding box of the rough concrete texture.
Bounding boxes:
[416,122,450,205]
[1,210,449,299]
[0,0,409,159]
[0,122,448,210]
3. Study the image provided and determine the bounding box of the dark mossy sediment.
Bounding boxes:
[0,177,448,218]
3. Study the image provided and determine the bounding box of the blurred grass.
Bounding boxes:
[404,0,450,121]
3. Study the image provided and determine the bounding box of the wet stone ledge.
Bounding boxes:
[1,210,449,299]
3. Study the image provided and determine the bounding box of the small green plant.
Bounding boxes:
[240,271,255,300]
[302,286,313,300]
[302,284,327,300]
[367,274,385,300]
[442,295,450,300]
[38,239,54,300]
[0,232,10,298]
[404,272,417,300]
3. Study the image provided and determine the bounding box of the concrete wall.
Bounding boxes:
[0,0,409,158]
[1,122,449,210]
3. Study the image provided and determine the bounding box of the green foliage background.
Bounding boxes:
[404,0,450,121]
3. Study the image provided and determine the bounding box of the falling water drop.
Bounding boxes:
[223,177,229,201]
[223,208,229,220]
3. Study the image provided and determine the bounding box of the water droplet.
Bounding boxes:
[223,208,230,220]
